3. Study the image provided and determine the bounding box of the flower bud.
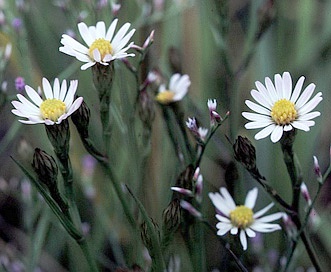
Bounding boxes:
[180,200,202,219]
[45,119,70,158]
[233,136,257,171]
[162,198,181,234]
[140,218,160,258]
[71,99,90,139]
[32,148,58,189]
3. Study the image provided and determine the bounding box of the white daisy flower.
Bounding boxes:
[11,78,83,125]
[209,187,283,250]
[242,72,323,143]
[59,19,135,70]
[155,73,191,104]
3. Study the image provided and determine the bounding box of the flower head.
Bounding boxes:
[11,77,83,125]
[242,72,323,143]
[209,187,283,250]
[155,73,190,104]
[59,19,135,70]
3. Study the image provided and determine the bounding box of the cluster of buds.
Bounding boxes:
[171,167,203,219]
[207,99,222,127]
[131,30,154,53]
[186,117,208,144]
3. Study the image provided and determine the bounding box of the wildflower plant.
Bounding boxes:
[2,2,331,272]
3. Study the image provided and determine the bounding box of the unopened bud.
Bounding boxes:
[44,119,70,158]
[195,173,203,204]
[71,99,90,139]
[32,148,58,189]
[233,136,257,172]
[140,219,160,257]
[180,200,202,219]
[313,156,322,180]
[163,198,181,233]
[300,182,312,206]
[15,77,25,92]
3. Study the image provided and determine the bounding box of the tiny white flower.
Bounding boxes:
[59,19,135,70]
[242,72,323,143]
[155,73,190,104]
[209,187,283,250]
[11,78,83,125]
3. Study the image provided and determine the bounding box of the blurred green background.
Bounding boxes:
[0,0,330,271]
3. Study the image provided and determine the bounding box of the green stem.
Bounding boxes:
[202,220,248,272]
[77,238,99,272]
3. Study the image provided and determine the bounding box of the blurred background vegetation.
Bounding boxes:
[0,0,330,271]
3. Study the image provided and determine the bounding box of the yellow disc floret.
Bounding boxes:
[155,91,175,104]
[40,99,66,122]
[88,38,113,60]
[271,99,297,125]
[230,205,254,229]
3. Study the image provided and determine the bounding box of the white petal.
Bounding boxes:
[291,121,311,131]
[274,73,283,98]
[216,223,233,236]
[297,94,322,115]
[106,19,118,41]
[264,77,278,102]
[245,100,270,115]
[255,212,284,223]
[42,78,53,99]
[254,203,274,218]
[251,89,272,109]
[53,78,60,99]
[113,29,135,52]
[245,121,272,129]
[25,85,43,106]
[216,214,231,223]
[297,111,320,121]
[283,125,293,131]
[244,188,258,209]
[96,21,106,38]
[220,187,236,210]
[92,48,102,62]
[245,228,256,238]
[242,112,271,122]
[295,83,316,108]
[239,230,248,250]
[60,34,89,54]
[81,61,96,70]
[59,80,67,101]
[254,124,276,140]
[290,76,305,103]
[66,97,83,116]
[282,72,292,100]
[270,125,283,143]
[209,193,232,216]
[78,22,94,46]
[111,22,131,46]
[250,222,281,233]
[256,80,274,103]
[230,227,238,235]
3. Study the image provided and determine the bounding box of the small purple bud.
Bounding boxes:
[300,182,311,205]
[15,77,25,92]
[313,156,322,179]
[171,186,193,197]
[12,18,22,32]
[180,200,202,218]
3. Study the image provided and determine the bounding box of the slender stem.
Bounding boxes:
[202,220,248,272]
[77,238,99,272]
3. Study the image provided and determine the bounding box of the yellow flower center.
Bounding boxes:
[88,38,113,60]
[230,205,254,229]
[40,99,66,122]
[271,99,297,125]
[155,90,175,104]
